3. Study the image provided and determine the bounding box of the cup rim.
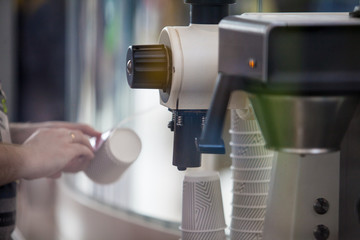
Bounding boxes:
[231,215,265,221]
[232,179,270,183]
[232,192,268,197]
[229,141,266,147]
[230,154,274,159]
[231,166,272,171]
[179,226,227,233]
[229,227,262,234]
[183,170,220,182]
[229,129,262,135]
[231,203,267,208]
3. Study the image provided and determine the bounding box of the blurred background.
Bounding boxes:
[0,0,358,239]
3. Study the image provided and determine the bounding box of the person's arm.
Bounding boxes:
[0,127,95,186]
[0,143,27,185]
[10,121,101,144]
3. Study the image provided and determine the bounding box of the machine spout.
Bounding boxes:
[170,110,207,170]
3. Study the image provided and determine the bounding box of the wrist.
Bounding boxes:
[14,144,30,180]
[10,123,35,144]
[0,144,27,185]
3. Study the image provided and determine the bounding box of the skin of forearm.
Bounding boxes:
[0,143,25,186]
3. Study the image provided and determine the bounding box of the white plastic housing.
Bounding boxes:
[159,24,219,110]
[159,24,249,112]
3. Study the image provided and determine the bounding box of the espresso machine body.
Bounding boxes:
[199,13,360,239]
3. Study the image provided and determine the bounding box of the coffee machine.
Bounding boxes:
[199,12,360,240]
[126,1,360,239]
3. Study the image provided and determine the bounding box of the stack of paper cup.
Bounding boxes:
[85,128,141,184]
[229,110,274,240]
[181,171,226,240]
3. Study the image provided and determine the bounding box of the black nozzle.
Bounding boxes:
[126,44,172,91]
[171,110,207,171]
[185,0,235,24]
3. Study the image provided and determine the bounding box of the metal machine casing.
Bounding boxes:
[199,12,360,154]
[219,13,360,93]
[198,12,360,240]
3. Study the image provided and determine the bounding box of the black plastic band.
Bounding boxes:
[0,212,16,227]
[190,4,229,24]
[0,183,16,199]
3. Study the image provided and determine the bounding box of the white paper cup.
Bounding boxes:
[229,228,262,240]
[231,205,266,219]
[232,192,268,207]
[181,229,226,240]
[230,113,259,132]
[229,130,265,145]
[232,180,270,194]
[230,217,264,232]
[85,128,141,184]
[231,167,272,182]
[230,143,273,157]
[231,156,274,169]
[181,171,226,232]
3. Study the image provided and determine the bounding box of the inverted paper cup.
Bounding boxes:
[181,171,226,232]
[230,143,273,157]
[229,130,265,145]
[230,216,264,232]
[231,167,272,182]
[232,180,270,194]
[229,228,262,240]
[230,113,259,132]
[231,205,266,220]
[231,156,274,169]
[181,229,226,240]
[232,192,268,207]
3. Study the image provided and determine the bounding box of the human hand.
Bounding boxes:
[20,128,95,179]
[11,121,101,144]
